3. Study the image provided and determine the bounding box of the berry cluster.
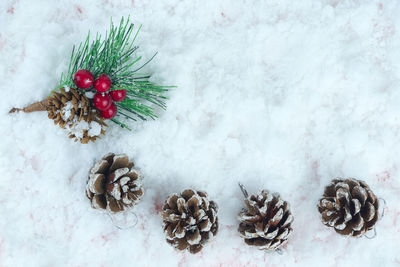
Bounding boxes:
[73,69,127,119]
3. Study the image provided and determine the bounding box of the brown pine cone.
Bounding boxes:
[238,190,293,250]
[162,189,218,254]
[47,87,107,144]
[318,178,380,237]
[86,153,143,213]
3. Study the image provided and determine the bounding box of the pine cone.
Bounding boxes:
[46,87,107,144]
[318,178,379,237]
[86,153,143,213]
[238,190,293,250]
[162,189,219,254]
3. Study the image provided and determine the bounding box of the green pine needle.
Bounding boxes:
[59,16,170,128]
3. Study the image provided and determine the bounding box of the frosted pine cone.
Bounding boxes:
[238,190,293,250]
[318,178,380,237]
[162,189,218,254]
[86,153,143,213]
[47,87,106,144]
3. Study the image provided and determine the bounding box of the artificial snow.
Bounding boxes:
[1,0,400,266]
[61,101,73,120]
[69,120,89,139]
[68,118,102,139]
[87,121,102,137]
[60,99,103,140]
[85,91,95,99]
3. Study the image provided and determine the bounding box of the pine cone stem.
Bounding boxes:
[238,183,249,198]
[9,99,48,113]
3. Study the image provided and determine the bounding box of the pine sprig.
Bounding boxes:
[59,17,170,127]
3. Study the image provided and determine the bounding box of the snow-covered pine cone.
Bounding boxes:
[47,87,106,144]
[86,153,143,213]
[161,189,219,254]
[238,190,293,250]
[318,178,380,237]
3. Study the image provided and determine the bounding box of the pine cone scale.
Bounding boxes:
[186,229,201,245]
[109,155,131,172]
[362,202,375,221]
[107,196,124,213]
[199,219,212,232]
[280,213,293,228]
[92,195,107,210]
[91,160,110,174]
[276,228,290,240]
[91,174,106,194]
[175,239,188,250]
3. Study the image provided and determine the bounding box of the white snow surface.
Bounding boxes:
[1,0,400,266]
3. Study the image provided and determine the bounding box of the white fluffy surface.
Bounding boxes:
[1,0,400,266]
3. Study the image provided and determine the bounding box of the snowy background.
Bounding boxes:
[1,0,400,266]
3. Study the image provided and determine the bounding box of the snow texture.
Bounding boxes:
[1,0,400,266]
[69,119,101,138]
[61,100,103,139]
[61,101,73,120]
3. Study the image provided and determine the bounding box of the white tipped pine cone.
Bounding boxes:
[161,189,219,254]
[238,190,293,251]
[318,178,379,237]
[86,153,143,213]
[47,87,106,144]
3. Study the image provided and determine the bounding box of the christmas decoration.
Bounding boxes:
[94,74,112,92]
[100,102,118,119]
[237,184,293,251]
[86,153,143,213]
[73,69,94,89]
[93,92,112,111]
[318,178,380,237]
[161,189,218,254]
[110,89,127,102]
[9,17,170,143]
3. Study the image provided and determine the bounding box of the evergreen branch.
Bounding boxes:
[132,52,158,73]
[111,118,131,130]
[116,108,140,121]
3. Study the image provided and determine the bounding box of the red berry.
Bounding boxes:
[93,93,112,111]
[110,89,127,102]
[94,74,112,92]
[100,102,117,119]
[74,69,94,89]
